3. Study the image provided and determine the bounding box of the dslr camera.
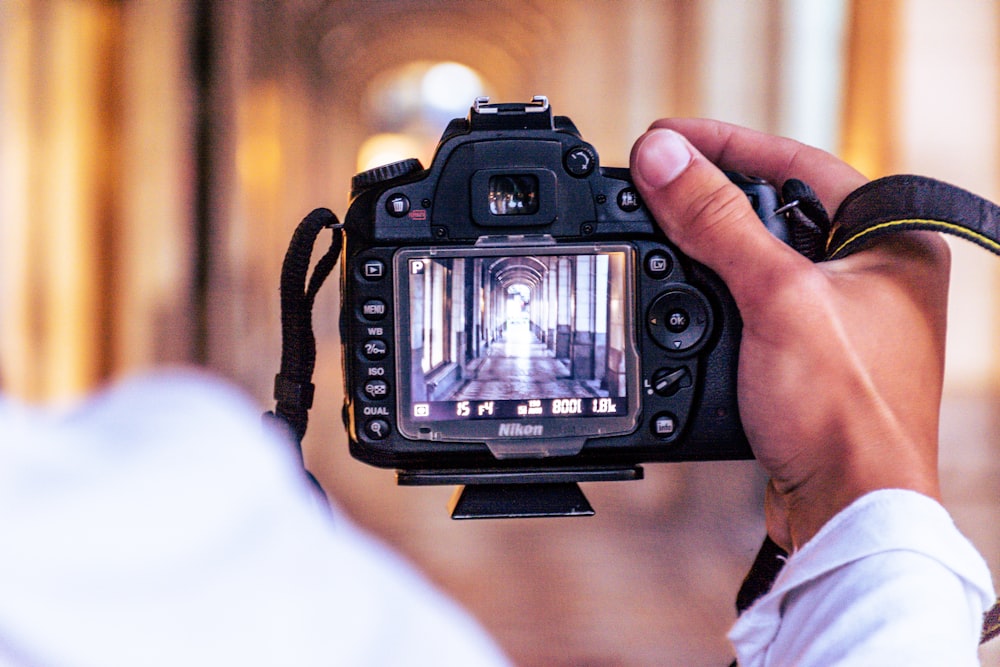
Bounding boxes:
[340,97,786,517]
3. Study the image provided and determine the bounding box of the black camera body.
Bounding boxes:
[340,97,785,516]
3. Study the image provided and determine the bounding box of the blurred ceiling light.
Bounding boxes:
[357,132,424,173]
[421,62,484,113]
[359,61,489,172]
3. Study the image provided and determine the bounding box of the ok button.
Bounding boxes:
[665,309,689,333]
[646,287,712,354]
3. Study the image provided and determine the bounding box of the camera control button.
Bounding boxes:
[665,308,689,333]
[364,419,391,440]
[617,187,642,213]
[385,194,411,217]
[363,339,388,360]
[363,379,389,400]
[651,367,692,397]
[564,146,597,177]
[362,259,386,281]
[362,299,387,320]
[644,251,673,279]
[651,412,679,440]
[647,288,712,354]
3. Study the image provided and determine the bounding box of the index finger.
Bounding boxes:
[648,118,868,213]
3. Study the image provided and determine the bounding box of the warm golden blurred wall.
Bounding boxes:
[3,0,998,398]
[898,0,1000,394]
[2,1,1000,665]
[0,0,195,401]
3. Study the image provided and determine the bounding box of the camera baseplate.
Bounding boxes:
[397,466,644,519]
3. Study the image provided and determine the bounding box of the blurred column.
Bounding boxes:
[699,0,782,132]
[0,0,195,400]
[114,2,196,375]
[0,0,118,400]
[842,0,1000,393]
[0,0,33,394]
[775,0,849,152]
[840,0,900,177]
[895,0,1000,394]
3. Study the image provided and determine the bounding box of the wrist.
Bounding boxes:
[777,441,940,550]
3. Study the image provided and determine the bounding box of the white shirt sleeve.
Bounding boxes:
[729,489,997,667]
[0,371,511,667]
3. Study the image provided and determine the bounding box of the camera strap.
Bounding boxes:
[264,207,342,485]
[737,174,1000,651]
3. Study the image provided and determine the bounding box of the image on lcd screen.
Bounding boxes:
[402,250,630,422]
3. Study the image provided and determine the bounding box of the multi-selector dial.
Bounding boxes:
[646,286,712,354]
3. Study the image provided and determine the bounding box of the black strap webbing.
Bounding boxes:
[827,174,1000,260]
[736,174,1000,652]
[264,207,342,494]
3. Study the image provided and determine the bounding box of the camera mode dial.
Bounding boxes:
[351,158,423,195]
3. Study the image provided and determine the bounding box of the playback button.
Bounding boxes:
[361,259,386,281]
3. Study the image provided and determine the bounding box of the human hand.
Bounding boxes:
[630,119,950,550]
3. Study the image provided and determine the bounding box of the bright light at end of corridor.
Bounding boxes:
[421,62,484,113]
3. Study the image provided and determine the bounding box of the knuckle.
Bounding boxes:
[675,180,754,248]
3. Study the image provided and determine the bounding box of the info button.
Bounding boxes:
[651,412,679,440]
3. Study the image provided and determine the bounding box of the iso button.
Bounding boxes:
[646,287,712,354]
[363,379,389,400]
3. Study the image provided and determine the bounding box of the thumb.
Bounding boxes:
[630,128,803,303]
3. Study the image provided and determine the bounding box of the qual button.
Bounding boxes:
[365,419,391,440]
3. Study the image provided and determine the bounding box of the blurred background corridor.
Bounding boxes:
[2,1,998,664]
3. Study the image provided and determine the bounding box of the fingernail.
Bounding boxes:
[635,129,693,188]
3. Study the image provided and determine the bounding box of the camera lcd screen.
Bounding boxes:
[394,245,640,443]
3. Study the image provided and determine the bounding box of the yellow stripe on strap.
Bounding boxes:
[827,218,1000,260]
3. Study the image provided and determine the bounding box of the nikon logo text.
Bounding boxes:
[497,423,544,437]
